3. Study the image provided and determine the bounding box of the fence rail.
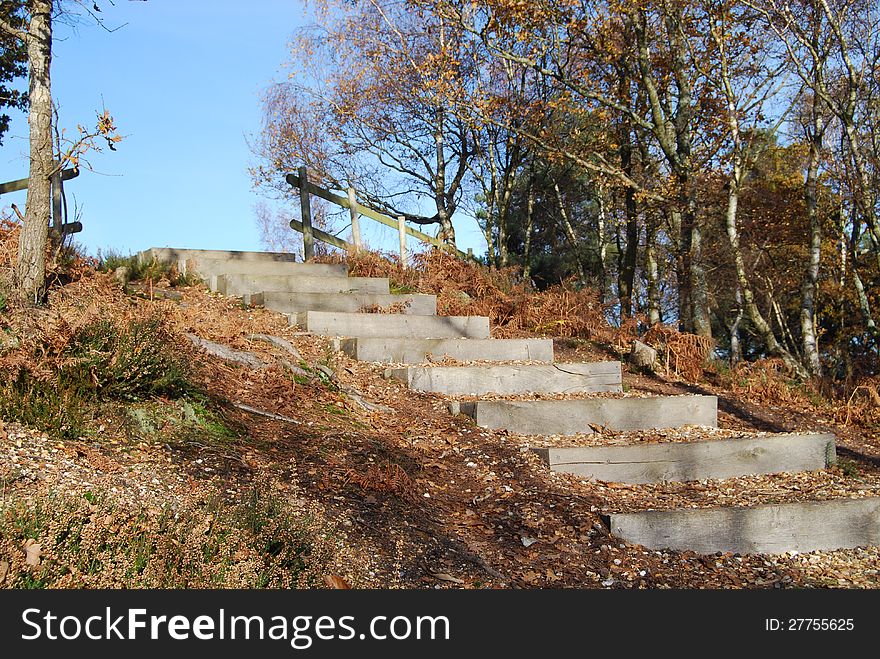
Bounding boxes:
[0,164,82,236]
[286,168,470,262]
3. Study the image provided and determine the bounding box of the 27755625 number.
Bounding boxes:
[765,618,854,631]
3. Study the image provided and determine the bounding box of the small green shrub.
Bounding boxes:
[0,316,191,438]
[61,317,190,401]
[0,370,89,439]
[97,249,201,287]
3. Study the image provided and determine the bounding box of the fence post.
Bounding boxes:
[398,215,407,267]
[298,166,315,261]
[50,161,63,246]
[347,186,361,252]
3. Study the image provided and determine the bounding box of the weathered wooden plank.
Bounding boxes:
[289,219,353,252]
[141,247,304,263]
[157,257,347,282]
[0,166,78,195]
[348,186,361,250]
[607,497,880,554]
[532,433,836,484]
[294,310,490,338]
[389,362,622,396]
[214,273,388,296]
[398,215,407,265]
[340,337,555,363]
[285,172,468,258]
[255,291,436,315]
[455,395,718,435]
[298,166,315,261]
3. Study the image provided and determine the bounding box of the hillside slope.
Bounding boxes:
[1,258,879,589]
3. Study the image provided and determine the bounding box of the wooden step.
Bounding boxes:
[388,362,621,396]
[293,311,490,339]
[254,291,437,315]
[607,497,880,554]
[339,337,555,363]
[532,433,836,484]
[453,395,718,435]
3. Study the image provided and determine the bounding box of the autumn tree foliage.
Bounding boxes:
[251,0,486,247]
[254,0,880,379]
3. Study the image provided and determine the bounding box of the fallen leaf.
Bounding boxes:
[23,540,42,567]
[521,570,541,583]
[520,536,538,547]
[0,560,8,584]
[432,572,465,584]
[323,574,350,589]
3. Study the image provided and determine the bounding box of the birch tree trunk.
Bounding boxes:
[551,177,586,283]
[433,107,457,247]
[596,185,608,302]
[618,128,638,318]
[645,214,662,325]
[522,176,535,281]
[728,284,744,365]
[800,110,824,376]
[724,184,806,377]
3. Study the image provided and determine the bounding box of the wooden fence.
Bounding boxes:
[286,167,472,263]
[0,163,82,237]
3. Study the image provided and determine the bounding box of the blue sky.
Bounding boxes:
[0,0,485,258]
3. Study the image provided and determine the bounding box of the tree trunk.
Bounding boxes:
[522,176,535,281]
[683,192,711,339]
[724,181,806,377]
[728,284,744,365]
[852,264,879,338]
[496,203,508,267]
[618,136,638,318]
[596,185,608,302]
[483,192,496,267]
[551,177,586,283]
[669,207,691,331]
[645,214,662,325]
[800,112,824,376]
[433,105,457,248]
[16,0,53,305]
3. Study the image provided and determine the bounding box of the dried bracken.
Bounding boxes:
[643,323,713,382]
[321,249,611,339]
[343,461,418,502]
